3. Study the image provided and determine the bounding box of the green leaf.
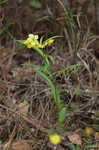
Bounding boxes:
[58,107,67,125]
[29,0,42,8]
[22,63,51,74]
[72,67,78,75]
[16,40,25,44]
[34,47,45,58]
[74,88,80,96]
[67,143,76,150]
[43,64,50,74]
[35,12,42,20]
[33,69,57,103]
[56,89,61,107]
[87,144,97,148]
[55,89,65,108]
[40,36,44,45]
[45,55,50,67]
[0,0,8,5]
[48,55,54,64]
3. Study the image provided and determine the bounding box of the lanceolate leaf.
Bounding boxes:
[58,107,67,125]
[33,69,57,103]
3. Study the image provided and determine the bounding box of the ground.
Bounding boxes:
[0,0,99,150]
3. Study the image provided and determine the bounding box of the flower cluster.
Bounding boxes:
[49,133,61,145]
[24,34,54,49]
[24,34,41,48]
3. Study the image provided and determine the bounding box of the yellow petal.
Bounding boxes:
[27,44,32,48]
[34,35,39,40]
[27,38,33,43]
[48,39,54,45]
[29,34,39,40]
[31,43,36,48]
[24,40,28,45]
[85,127,93,135]
[43,39,54,47]
[49,133,61,145]
[39,45,45,48]
[29,34,35,39]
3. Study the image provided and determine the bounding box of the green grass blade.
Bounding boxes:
[0,22,13,37]
[55,64,80,78]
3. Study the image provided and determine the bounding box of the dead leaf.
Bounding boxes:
[17,101,29,114]
[68,133,82,145]
[3,141,11,150]
[95,132,99,147]
[78,0,88,5]
[12,140,32,150]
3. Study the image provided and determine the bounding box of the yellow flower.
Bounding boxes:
[24,34,55,49]
[47,39,54,46]
[24,40,29,45]
[24,38,32,45]
[38,44,44,48]
[44,39,54,47]
[85,127,93,135]
[49,133,61,145]
[24,41,31,48]
[27,38,33,43]
[29,34,38,40]
[24,36,40,48]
